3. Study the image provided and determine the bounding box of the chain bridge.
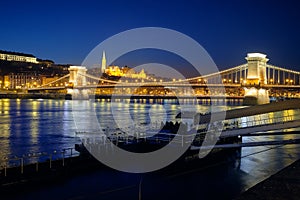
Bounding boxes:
[28,53,300,103]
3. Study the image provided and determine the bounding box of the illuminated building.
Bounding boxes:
[105,66,124,76]
[0,50,38,63]
[105,66,147,79]
[101,51,147,79]
[4,73,41,89]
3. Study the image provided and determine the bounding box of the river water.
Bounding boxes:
[0,98,242,165]
[1,98,300,199]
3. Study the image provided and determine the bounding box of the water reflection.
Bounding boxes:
[0,98,300,174]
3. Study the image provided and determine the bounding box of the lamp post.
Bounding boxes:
[3,157,8,176]
[61,150,66,166]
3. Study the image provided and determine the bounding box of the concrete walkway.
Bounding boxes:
[235,159,300,200]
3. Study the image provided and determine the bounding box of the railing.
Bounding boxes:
[0,147,79,176]
[77,110,300,149]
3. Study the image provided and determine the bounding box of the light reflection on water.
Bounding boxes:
[0,98,240,164]
[0,98,299,185]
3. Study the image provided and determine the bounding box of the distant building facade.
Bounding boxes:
[0,50,38,63]
[101,51,147,79]
[4,73,41,89]
[105,66,147,79]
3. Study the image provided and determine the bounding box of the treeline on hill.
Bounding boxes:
[0,60,69,76]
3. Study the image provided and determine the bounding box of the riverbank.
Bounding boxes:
[0,155,103,196]
[0,146,240,198]
[0,93,245,101]
[0,93,66,99]
[235,158,300,199]
[1,146,300,200]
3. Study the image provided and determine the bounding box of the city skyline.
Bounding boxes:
[0,0,300,71]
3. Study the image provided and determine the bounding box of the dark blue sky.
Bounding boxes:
[1,0,300,70]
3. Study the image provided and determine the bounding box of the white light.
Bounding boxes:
[247,53,267,58]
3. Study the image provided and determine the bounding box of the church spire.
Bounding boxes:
[101,51,106,73]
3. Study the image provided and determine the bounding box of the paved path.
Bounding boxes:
[235,158,300,200]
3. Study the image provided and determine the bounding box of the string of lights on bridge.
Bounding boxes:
[34,63,300,90]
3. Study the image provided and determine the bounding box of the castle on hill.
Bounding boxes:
[101,51,147,79]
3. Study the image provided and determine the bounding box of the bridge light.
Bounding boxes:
[173,79,176,82]
[286,79,289,83]
[160,79,162,83]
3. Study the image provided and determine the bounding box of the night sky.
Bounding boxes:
[1,0,300,71]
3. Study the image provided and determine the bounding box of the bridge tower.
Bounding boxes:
[244,53,270,105]
[69,66,87,87]
[245,53,268,86]
[68,66,89,99]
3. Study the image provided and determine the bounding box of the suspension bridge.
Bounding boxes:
[28,53,300,103]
